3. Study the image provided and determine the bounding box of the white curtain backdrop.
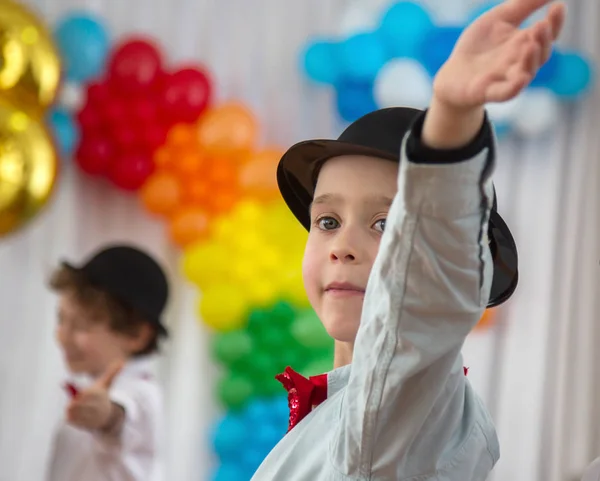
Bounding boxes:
[0,1,598,481]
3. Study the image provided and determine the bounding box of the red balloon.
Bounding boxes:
[76,135,115,176]
[160,67,212,123]
[141,123,169,150]
[86,82,112,107]
[108,38,163,95]
[108,152,155,191]
[101,97,127,126]
[130,98,158,124]
[76,105,102,131]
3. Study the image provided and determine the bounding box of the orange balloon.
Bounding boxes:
[153,146,179,172]
[196,103,258,158]
[207,187,240,215]
[184,177,210,205]
[175,147,206,177]
[239,149,283,202]
[167,123,196,146]
[140,171,183,217]
[169,205,210,247]
[208,157,238,185]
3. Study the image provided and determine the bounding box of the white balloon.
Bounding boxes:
[58,81,85,113]
[512,89,560,137]
[486,96,524,124]
[374,59,433,110]
[337,4,380,37]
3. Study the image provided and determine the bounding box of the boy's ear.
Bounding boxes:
[125,322,155,354]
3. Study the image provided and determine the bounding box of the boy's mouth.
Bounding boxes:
[324,281,365,296]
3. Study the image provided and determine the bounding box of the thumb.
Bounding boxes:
[96,360,124,389]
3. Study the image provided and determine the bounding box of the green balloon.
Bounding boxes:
[254,324,293,351]
[291,309,332,350]
[269,301,296,326]
[211,330,254,366]
[301,357,333,377]
[246,309,271,335]
[217,372,255,410]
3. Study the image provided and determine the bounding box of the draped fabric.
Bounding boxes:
[0,1,598,480]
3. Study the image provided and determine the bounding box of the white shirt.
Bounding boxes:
[251,121,499,480]
[46,357,163,481]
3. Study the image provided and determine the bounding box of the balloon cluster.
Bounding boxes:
[0,1,60,238]
[301,1,594,138]
[182,200,309,330]
[74,39,212,190]
[211,301,332,409]
[140,103,273,247]
[211,396,289,481]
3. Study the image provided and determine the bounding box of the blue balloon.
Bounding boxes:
[339,33,388,81]
[54,13,110,83]
[419,27,463,76]
[302,40,340,84]
[266,396,289,428]
[242,448,268,475]
[547,52,594,99]
[212,414,248,459]
[530,50,560,87]
[380,1,434,57]
[244,398,273,424]
[211,464,248,481]
[335,81,377,123]
[47,108,79,157]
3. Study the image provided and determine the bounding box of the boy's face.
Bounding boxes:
[302,155,398,344]
[55,291,140,377]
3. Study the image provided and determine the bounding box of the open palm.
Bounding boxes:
[434,0,565,107]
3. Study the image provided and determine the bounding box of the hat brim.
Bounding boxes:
[61,261,169,337]
[277,139,519,308]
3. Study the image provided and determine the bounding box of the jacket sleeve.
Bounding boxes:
[329,111,498,479]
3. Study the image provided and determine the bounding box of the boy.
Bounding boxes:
[45,245,169,481]
[254,0,565,480]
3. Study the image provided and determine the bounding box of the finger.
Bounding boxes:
[485,74,531,103]
[96,360,124,389]
[533,20,553,65]
[521,41,543,77]
[546,2,566,40]
[494,0,555,26]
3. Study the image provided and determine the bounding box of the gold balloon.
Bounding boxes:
[0,0,61,116]
[0,98,58,236]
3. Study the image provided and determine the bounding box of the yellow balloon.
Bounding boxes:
[199,285,250,332]
[0,0,60,116]
[181,241,230,288]
[0,99,58,237]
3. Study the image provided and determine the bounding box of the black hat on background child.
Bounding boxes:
[62,245,170,335]
[277,107,518,308]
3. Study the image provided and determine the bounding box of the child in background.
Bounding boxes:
[45,245,169,481]
[252,0,565,480]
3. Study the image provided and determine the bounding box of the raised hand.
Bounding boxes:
[434,0,566,108]
[66,360,123,431]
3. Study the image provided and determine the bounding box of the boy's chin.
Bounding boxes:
[320,307,361,343]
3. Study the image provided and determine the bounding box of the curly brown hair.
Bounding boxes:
[49,265,160,356]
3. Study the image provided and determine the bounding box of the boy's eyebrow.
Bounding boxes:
[310,193,394,210]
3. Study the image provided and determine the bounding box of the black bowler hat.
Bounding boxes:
[276,107,518,308]
[62,245,169,335]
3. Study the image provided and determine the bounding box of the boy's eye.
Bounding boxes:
[317,216,339,231]
[373,218,386,233]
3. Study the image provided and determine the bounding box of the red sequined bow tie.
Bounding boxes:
[276,366,469,432]
[275,366,328,432]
